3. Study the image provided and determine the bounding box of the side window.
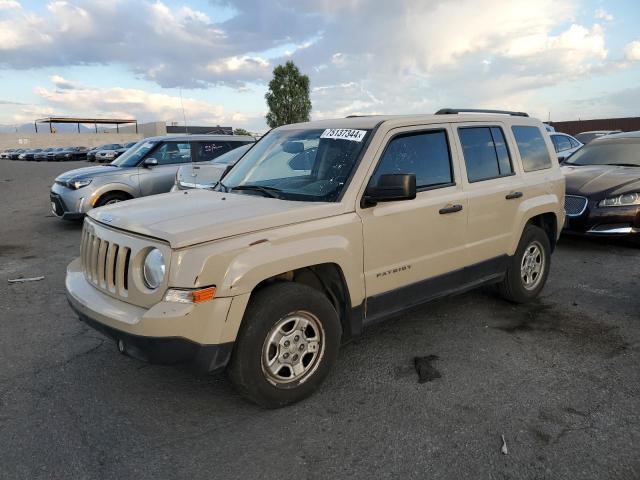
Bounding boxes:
[553,135,572,152]
[512,126,552,172]
[370,130,453,189]
[458,126,513,182]
[151,142,191,165]
[196,141,231,162]
[569,137,581,148]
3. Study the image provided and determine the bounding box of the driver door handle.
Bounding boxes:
[439,204,463,214]
[505,191,523,200]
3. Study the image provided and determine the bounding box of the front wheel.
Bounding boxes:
[498,224,551,303]
[227,282,341,408]
[95,191,130,207]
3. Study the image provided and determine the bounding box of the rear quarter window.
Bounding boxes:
[512,126,552,172]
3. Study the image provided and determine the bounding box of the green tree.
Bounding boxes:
[234,128,251,136]
[265,61,312,128]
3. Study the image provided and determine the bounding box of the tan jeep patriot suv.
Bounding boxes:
[66,109,565,407]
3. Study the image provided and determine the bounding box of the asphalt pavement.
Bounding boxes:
[0,160,638,479]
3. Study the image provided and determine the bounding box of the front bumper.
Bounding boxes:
[50,189,85,221]
[563,201,640,237]
[65,258,234,372]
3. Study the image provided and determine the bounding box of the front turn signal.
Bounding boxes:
[164,286,217,304]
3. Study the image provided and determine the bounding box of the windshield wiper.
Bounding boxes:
[609,163,639,167]
[231,184,282,198]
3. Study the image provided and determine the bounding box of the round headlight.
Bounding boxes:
[143,248,165,289]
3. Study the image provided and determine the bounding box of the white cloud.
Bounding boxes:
[624,40,640,62]
[28,79,236,126]
[50,75,82,90]
[0,0,20,9]
[0,0,638,126]
[595,8,613,21]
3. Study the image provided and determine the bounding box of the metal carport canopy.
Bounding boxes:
[34,117,138,134]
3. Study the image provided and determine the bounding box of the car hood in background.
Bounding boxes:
[89,189,344,249]
[55,165,128,181]
[562,165,640,198]
[176,163,227,188]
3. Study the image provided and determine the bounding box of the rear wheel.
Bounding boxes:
[498,224,551,303]
[95,191,130,207]
[227,282,341,408]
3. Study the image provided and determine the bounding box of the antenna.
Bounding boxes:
[179,87,189,135]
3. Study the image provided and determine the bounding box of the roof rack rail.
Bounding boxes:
[435,108,529,117]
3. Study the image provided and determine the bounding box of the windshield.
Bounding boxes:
[212,143,252,165]
[219,128,370,202]
[564,140,640,167]
[111,140,157,167]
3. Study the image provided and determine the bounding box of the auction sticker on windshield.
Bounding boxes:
[321,129,367,142]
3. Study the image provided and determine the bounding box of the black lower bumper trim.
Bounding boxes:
[50,192,84,221]
[73,306,233,373]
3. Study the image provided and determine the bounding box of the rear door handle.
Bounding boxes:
[439,204,463,214]
[505,191,523,200]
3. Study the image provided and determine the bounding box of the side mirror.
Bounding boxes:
[363,173,416,207]
[557,156,566,163]
[143,157,158,168]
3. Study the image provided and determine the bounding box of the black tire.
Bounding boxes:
[227,282,341,408]
[95,191,130,207]
[498,224,551,303]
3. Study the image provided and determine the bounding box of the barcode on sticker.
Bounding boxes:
[321,129,367,142]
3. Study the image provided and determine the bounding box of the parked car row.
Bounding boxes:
[1,146,89,161]
[1,142,140,162]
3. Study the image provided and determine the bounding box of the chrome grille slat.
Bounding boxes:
[97,240,109,287]
[565,195,588,217]
[78,219,167,307]
[90,235,100,283]
[115,246,130,297]
[106,243,118,292]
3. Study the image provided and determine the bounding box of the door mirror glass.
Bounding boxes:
[364,173,416,205]
[143,157,158,168]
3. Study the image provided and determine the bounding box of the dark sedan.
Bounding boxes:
[1,148,16,159]
[34,148,55,161]
[87,145,110,162]
[54,146,88,161]
[45,147,65,161]
[18,148,42,161]
[9,149,25,160]
[562,131,640,238]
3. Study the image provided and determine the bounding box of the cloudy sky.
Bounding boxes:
[0,0,639,132]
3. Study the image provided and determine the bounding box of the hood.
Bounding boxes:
[561,165,640,198]
[55,165,126,181]
[90,189,345,249]
[176,164,226,188]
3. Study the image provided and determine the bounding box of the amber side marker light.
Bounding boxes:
[164,286,217,304]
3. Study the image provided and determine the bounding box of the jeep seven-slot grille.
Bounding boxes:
[564,195,588,217]
[80,228,130,297]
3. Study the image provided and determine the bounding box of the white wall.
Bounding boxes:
[0,132,143,150]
